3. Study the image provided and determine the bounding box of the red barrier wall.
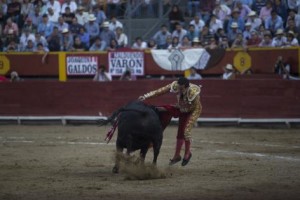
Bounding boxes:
[1,48,299,77]
[1,79,300,118]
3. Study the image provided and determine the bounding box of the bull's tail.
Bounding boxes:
[98,108,123,126]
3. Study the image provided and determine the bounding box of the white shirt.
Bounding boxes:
[46,1,61,15]
[222,72,234,80]
[117,33,128,47]
[19,33,36,48]
[109,21,123,32]
[190,19,205,33]
[76,12,89,26]
[48,12,59,24]
[187,73,202,80]
[209,19,223,34]
[61,1,77,13]
[132,41,147,50]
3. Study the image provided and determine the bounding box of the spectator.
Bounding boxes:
[189,15,205,35]
[187,0,200,17]
[21,0,34,24]
[168,36,180,50]
[94,4,107,26]
[273,0,288,23]
[286,0,299,11]
[115,27,128,47]
[187,67,202,80]
[284,31,299,47]
[35,42,49,64]
[286,9,300,30]
[179,35,191,49]
[77,27,90,48]
[213,0,232,22]
[162,35,173,49]
[215,27,227,42]
[46,0,61,16]
[218,36,230,48]
[93,64,112,82]
[132,37,147,50]
[234,0,252,19]
[23,17,37,33]
[152,24,171,49]
[258,31,274,47]
[60,28,73,51]
[28,6,42,28]
[119,69,136,81]
[243,22,252,40]
[272,29,287,47]
[75,6,89,26]
[106,38,119,51]
[99,21,116,46]
[7,0,21,23]
[35,0,48,16]
[37,14,54,38]
[89,36,107,51]
[61,0,77,14]
[259,0,273,22]
[257,24,266,38]
[19,28,35,50]
[200,25,214,46]
[252,0,266,15]
[108,15,123,32]
[227,8,245,33]
[147,39,157,49]
[285,18,299,39]
[47,7,59,24]
[62,7,76,25]
[246,11,262,31]
[34,32,48,48]
[107,0,121,17]
[191,37,203,47]
[186,24,198,41]
[246,30,262,47]
[205,36,219,49]
[10,71,22,82]
[56,16,69,33]
[265,10,284,35]
[47,27,61,51]
[69,17,83,35]
[5,39,19,52]
[227,22,241,46]
[172,22,188,43]
[71,36,86,51]
[85,14,100,43]
[4,18,19,37]
[222,64,236,80]
[208,14,223,34]
[23,39,36,52]
[231,32,247,48]
[200,0,217,23]
[168,4,185,32]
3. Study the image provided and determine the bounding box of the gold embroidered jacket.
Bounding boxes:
[143,81,202,139]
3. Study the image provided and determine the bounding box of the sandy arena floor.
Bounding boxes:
[0,125,299,200]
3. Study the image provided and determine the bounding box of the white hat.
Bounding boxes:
[192,37,200,43]
[231,22,238,28]
[102,21,109,27]
[88,14,96,21]
[275,29,284,35]
[245,22,252,26]
[225,64,233,70]
[62,28,69,33]
[288,30,295,36]
[248,11,256,17]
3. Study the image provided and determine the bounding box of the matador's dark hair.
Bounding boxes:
[178,77,189,88]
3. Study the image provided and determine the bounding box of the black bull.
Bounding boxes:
[98,101,163,173]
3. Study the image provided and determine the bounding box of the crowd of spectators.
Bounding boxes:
[0,0,299,53]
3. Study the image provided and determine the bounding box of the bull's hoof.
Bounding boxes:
[169,156,182,165]
[181,153,192,166]
[112,166,119,174]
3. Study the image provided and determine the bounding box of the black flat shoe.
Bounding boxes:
[181,153,192,166]
[169,156,182,165]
